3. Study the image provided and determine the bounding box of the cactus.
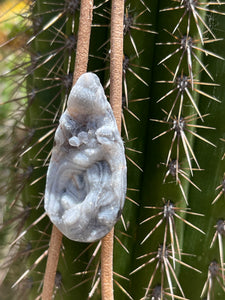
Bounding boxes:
[1,0,225,299]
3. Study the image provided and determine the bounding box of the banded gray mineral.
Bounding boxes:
[44,72,127,242]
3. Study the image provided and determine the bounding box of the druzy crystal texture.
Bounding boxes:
[44,73,127,242]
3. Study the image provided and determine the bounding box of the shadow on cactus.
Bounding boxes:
[0,0,225,299]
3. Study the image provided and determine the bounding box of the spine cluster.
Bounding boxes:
[0,0,225,299]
